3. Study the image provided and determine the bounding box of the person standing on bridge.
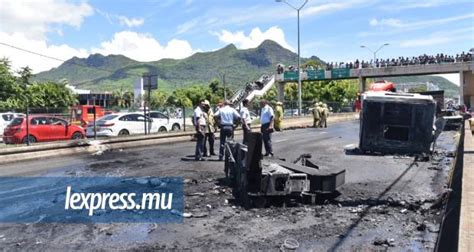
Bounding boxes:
[260,99,274,157]
[193,100,207,161]
[274,101,284,131]
[214,100,241,161]
[240,99,252,145]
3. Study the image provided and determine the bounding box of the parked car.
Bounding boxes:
[147,111,183,132]
[85,112,167,137]
[3,115,85,144]
[0,112,23,142]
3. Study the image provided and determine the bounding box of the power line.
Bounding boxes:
[0,41,143,79]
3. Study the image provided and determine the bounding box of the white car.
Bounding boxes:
[0,112,23,142]
[85,112,167,137]
[147,111,184,132]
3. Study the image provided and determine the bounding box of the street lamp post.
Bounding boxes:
[276,0,308,116]
[360,43,389,68]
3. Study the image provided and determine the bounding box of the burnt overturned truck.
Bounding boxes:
[359,92,438,154]
[224,133,345,207]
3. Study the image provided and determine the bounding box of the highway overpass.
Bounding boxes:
[276,61,474,106]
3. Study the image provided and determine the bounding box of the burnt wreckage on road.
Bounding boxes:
[358,92,459,155]
[224,133,346,207]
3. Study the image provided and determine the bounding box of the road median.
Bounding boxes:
[0,112,357,164]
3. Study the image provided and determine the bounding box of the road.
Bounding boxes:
[0,120,459,251]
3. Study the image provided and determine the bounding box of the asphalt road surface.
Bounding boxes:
[0,120,459,251]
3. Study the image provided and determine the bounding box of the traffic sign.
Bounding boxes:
[143,74,158,90]
[331,68,350,79]
[307,70,325,80]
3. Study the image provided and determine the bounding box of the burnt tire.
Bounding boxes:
[118,129,129,136]
[22,135,36,144]
[71,132,84,140]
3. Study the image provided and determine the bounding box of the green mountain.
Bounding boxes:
[35,40,318,92]
[35,40,458,97]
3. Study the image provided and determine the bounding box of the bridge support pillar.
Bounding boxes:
[358,76,366,93]
[462,71,474,108]
[277,82,285,102]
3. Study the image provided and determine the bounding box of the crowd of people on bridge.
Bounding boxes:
[278,51,473,73]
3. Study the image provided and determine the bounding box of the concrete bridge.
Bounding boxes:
[275,61,474,107]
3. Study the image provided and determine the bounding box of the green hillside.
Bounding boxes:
[386,76,459,97]
[35,40,319,92]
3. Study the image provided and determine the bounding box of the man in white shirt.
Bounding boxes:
[193,100,207,161]
[240,99,252,145]
[259,99,274,157]
[214,100,241,161]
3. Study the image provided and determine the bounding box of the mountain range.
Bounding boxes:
[35,40,458,96]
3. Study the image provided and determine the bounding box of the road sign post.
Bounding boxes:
[142,74,158,135]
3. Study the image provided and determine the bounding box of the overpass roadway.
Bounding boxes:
[276,61,474,105]
[0,120,460,251]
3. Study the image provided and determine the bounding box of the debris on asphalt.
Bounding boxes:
[373,238,395,247]
[281,238,299,250]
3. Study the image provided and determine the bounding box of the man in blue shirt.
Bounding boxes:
[214,100,241,161]
[259,99,274,157]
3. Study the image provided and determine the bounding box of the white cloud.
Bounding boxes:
[369,14,473,29]
[0,0,93,40]
[212,26,294,51]
[91,31,195,62]
[0,32,88,73]
[184,0,194,6]
[399,28,473,48]
[118,16,145,28]
[176,19,199,35]
[0,31,197,73]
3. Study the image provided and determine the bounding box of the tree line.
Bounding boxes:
[1,58,358,112]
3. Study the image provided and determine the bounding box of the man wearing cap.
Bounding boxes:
[214,100,241,161]
[202,100,216,157]
[193,100,207,161]
[240,99,252,145]
[274,101,284,131]
[260,99,274,157]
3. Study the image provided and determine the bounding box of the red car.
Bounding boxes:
[3,115,85,144]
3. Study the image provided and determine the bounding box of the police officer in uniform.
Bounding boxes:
[214,100,241,161]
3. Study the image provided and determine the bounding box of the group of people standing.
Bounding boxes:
[311,102,330,128]
[193,99,277,161]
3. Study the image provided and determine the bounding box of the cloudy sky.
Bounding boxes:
[0,0,473,74]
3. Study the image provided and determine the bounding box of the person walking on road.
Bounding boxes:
[240,99,252,145]
[320,103,330,128]
[316,102,325,128]
[202,100,216,157]
[214,100,241,161]
[274,101,284,131]
[312,102,321,128]
[260,99,274,157]
[193,100,207,161]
